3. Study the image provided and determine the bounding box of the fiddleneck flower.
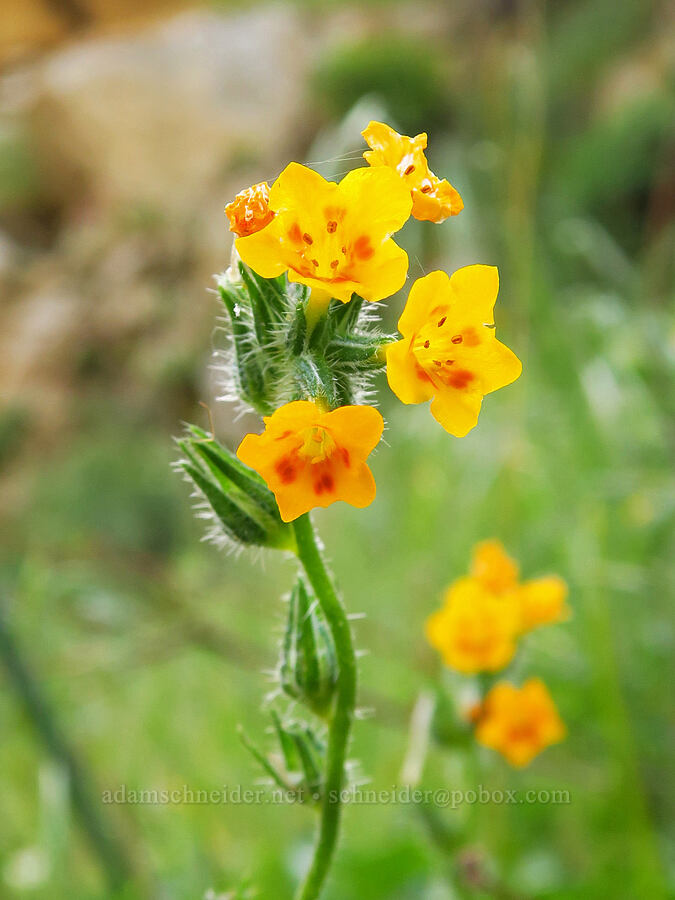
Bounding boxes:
[362,120,463,223]
[425,577,520,674]
[470,540,570,634]
[474,679,566,767]
[386,267,522,437]
[225,182,275,237]
[235,162,412,304]
[237,400,384,522]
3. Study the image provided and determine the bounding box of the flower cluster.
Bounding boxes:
[191,120,522,534]
[427,541,567,766]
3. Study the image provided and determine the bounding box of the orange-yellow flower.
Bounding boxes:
[225,182,275,238]
[236,400,384,522]
[471,539,520,593]
[470,540,570,634]
[386,267,522,437]
[474,679,565,767]
[517,576,569,633]
[425,578,520,674]
[235,162,412,304]
[362,121,463,223]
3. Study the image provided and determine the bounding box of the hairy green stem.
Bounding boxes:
[292,514,357,900]
[0,610,132,892]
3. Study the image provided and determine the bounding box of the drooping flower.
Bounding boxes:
[236,400,384,522]
[470,539,569,634]
[474,679,565,767]
[425,577,520,674]
[362,121,463,223]
[386,267,522,437]
[235,162,412,304]
[225,182,275,237]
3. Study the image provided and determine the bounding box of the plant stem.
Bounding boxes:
[292,514,357,900]
[0,610,132,892]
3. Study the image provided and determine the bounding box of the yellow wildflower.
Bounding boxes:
[235,162,412,304]
[362,120,463,223]
[386,267,522,436]
[425,578,520,674]
[471,539,519,593]
[471,539,570,633]
[236,400,383,522]
[225,182,275,237]
[475,679,565,767]
[517,576,569,633]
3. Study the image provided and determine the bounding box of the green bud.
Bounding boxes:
[293,354,338,408]
[238,263,286,345]
[176,429,295,552]
[326,333,392,365]
[327,293,364,335]
[218,283,270,414]
[280,577,337,717]
[286,299,307,356]
[285,720,324,799]
[239,714,325,805]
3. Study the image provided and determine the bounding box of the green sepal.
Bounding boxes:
[293,355,338,408]
[326,333,393,364]
[279,577,337,717]
[286,721,324,798]
[176,427,296,552]
[327,294,364,336]
[240,714,325,805]
[180,461,267,545]
[238,725,293,792]
[185,425,280,521]
[218,284,270,414]
[238,263,286,344]
[286,299,307,356]
[269,709,300,773]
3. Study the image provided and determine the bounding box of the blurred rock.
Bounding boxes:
[31,7,309,215]
[0,5,312,452]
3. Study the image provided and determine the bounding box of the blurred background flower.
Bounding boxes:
[0,1,673,898]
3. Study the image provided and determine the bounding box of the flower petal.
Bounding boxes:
[386,337,435,405]
[430,386,483,437]
[269,162,335,213]
[479,336,523,394]
[447,264,499,325]
[397,270,451,338]
[340,165,413,239]
[345,238,409,303]
[236,225,289,279]
[322,405,384,458]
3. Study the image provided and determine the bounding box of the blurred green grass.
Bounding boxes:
[1,0,674,898]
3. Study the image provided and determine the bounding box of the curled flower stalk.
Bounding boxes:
[176,123,523,899]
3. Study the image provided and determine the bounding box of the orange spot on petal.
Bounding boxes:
[353,235,374,261]
[276,457,297,484]
[313,472,335,495]
[448,369,474,389]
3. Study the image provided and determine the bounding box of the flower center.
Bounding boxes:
[412,314,481,390]
[285,210,373,283]
[298,426,336,464]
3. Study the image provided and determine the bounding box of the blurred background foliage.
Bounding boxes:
[0,0,673,898]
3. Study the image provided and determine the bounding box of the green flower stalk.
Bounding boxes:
[177,122,522,899]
